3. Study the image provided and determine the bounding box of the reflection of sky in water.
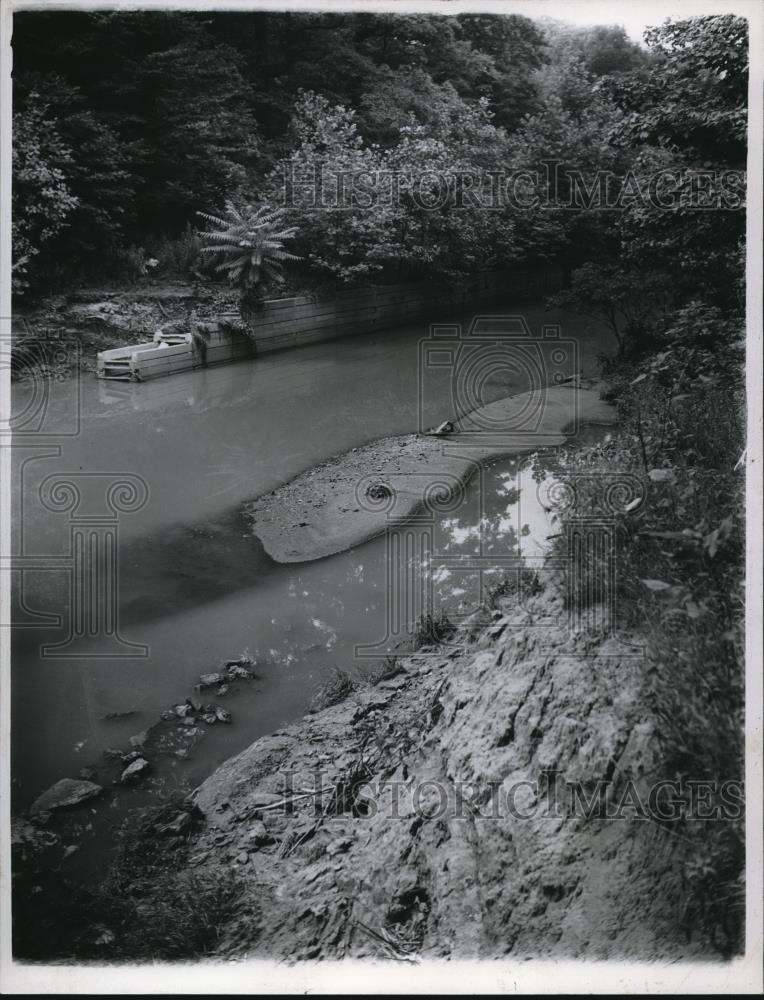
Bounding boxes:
[416,460,554,620]
[266,457,556,659]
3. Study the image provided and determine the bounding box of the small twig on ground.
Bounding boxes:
[256,791,314,812]
[354,919,419,962]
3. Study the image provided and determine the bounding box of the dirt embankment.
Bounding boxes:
[146,586,708,962]
[12,570,731,962]
[245,384,615,563]
[11,282,237,378]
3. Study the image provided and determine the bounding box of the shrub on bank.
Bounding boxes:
[544,300,745,955]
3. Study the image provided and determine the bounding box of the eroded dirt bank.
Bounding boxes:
[11,283,237,378]
[13,572,735,962]
[139,587,709,962]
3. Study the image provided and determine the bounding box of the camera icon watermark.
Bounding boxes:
[418,315,579,440]
[1,326,82,438]
[355,314,645,659]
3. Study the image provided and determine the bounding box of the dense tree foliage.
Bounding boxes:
[12,9,747,311]
[11,92,79,291]
[12,10,546,289]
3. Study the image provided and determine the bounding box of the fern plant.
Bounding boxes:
[197,201,300,322]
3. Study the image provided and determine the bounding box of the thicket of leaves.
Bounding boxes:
[546,314,745,953]
[548,15,745,327]
[11,93,79,293]
[14,13,744,300]
[12,10,648,292]
[536,17,747,955]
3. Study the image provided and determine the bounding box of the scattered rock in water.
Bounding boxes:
[161,710,176,722]
[180,716,197,727]
[198,672,225,690]
[202,713,217,726]
[103,708,136,721]
[103,748,124,760]
[121,750,143,764]
[174,703,194,718]
[227,665,253,680]
[225,656,254,670]
[216,684,229,697]
[174,748,190,759]
[29,778,103,815]
[129,731,148,749]
[120,757,150,784]
[215,707,232,724]
[187,697,203,712]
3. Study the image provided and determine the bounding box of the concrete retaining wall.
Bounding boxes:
[221,264,564,356]
[97,264,564,380]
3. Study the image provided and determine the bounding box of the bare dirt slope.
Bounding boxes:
[182,586,705,961]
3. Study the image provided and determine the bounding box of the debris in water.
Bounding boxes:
[198,672,226,690]
[102,709,136,721]
[29,778,103,815]
[120,758,150,784]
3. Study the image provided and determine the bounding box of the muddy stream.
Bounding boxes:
[10,300,614,877]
